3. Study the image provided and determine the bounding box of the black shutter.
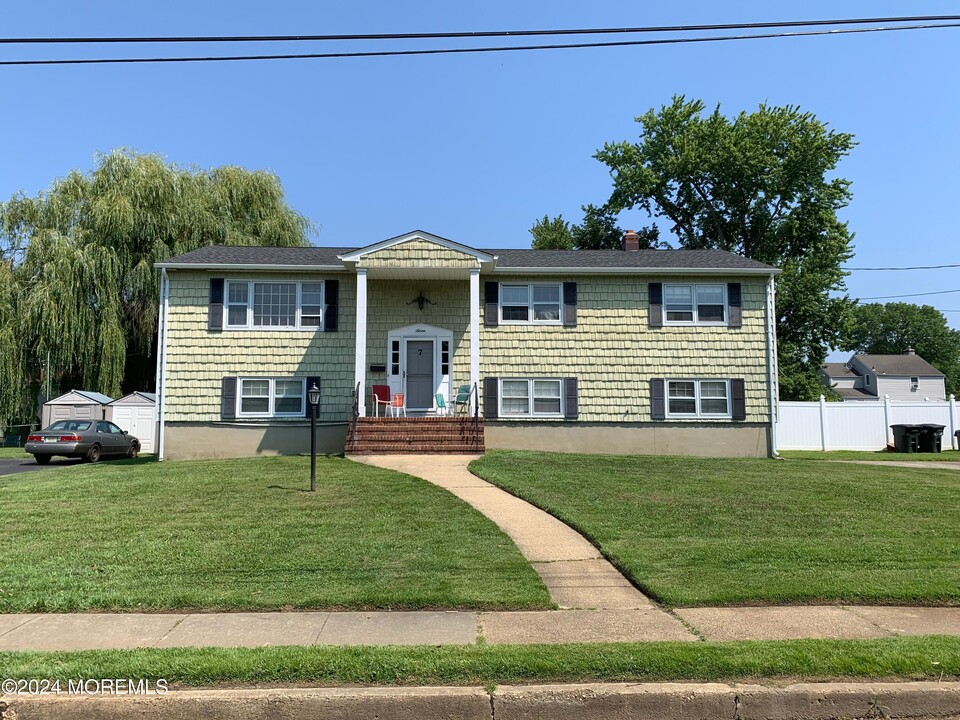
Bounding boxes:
[209,278,225,331]
[650,378,666,420]
[484,281,499,327]
[324,280,339,331]
[648,283,663,328]
[563,282,577,327]
[305,376,321,417]
[563,377,579,419]
[483,377,499,419]
[727,282,742,328]
[221,376,237,420]
[731,379,746,420]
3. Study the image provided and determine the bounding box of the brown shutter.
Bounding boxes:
[731,379,746,420]
[727,282,742,328]
[484,281,499,327]
[562,282,577,327]
[221,376,237,420]
[483,377,499,419]
[650,378,666,420]
[648,283,663,328]
[324,280,339,331]
[209,278,225,331]
[563,377,578,419]
[305,376,320,417]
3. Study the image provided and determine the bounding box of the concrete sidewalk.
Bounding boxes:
[2,606,959,651]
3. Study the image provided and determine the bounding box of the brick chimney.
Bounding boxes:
[903,347,916,355]
[622,229,640,252]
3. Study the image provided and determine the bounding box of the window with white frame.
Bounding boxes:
[664,284,726,324]
[500,379,563,417]
[667,379,731,418]
[500,283,562,323]
[238,378,305,417]
[225,280,324,330]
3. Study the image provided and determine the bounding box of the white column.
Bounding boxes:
[950,394,957,449]
[354,269,368,417]
[883,394,892,447]
[469,268,480,413]
[818,394,828,451]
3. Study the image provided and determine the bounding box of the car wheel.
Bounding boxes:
[126,442,139,459]
[85,444,101,463]
[35,454,52,465]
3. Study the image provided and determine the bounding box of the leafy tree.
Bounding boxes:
[595,96,857,400]
[0,149,311,426]
[529,214,574,249]
[842,302,960,396]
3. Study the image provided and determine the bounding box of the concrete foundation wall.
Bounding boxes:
[163,422,348,461]
[485,422,771,458]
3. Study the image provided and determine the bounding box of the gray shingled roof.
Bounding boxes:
[160,244,776,271]
[857,353,944,377]
[821,362,857,378]
[834,387,878,400]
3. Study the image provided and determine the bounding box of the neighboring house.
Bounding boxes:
[820,349,946,401]
[154,230,780,460]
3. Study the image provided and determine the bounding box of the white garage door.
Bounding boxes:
[111,406,156,454]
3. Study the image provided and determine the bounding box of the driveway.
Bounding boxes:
[0,456,82,476]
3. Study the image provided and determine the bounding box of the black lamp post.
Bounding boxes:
[307,382,320,492]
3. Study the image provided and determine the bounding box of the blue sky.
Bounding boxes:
[2,1,958,333]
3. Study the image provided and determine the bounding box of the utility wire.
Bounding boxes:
[2,22,959,66]
[859,289,960,300]
[3,15,959,44]
[844,263,960,271]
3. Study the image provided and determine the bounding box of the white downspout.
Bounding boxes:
[157,268,170,461]
[765,272,780,457]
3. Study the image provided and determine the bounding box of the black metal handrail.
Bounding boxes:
[348,381,361,444]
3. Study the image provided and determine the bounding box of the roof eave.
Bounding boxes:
[154,262,347,272]
[489,266,779,275]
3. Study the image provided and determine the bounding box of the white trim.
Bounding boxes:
[386,323,454,412]
[499,282,563,325]
[154,262,345,271]
[663,283,728,326]
[236,377,306,418]
[223,279,323,331]
[158,268,170,461]
[765,272,779,456]
[338,230,494,263]
[490,266,780,275]
[665,379,733,420]
[469,268,480,411]
[498,378,564,419]
[355,269,368,417]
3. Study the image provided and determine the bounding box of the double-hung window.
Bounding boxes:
[225,281,324,330]
[667,379,731,419]
[500,284,561,324]
[500,379,563,417]
[664,284,726,324]
[238,378,305,417]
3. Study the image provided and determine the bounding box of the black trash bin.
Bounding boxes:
[890,424,921,453]
[918,424,946,453]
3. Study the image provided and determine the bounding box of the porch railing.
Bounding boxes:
[348,381,361,444]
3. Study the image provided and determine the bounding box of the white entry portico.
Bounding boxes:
[338,231,491,416]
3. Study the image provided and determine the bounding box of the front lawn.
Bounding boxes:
[470,452,960,607]
[0,456,551,612]
[3,637,957,686]
[0,447,29,459]
[780,449,960,461]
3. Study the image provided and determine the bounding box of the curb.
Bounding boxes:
[3,681,960,720]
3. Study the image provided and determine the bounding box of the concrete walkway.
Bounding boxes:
[353,454,652,611]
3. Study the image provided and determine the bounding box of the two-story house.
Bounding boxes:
[154,230,780,460]
[820,349,947,401]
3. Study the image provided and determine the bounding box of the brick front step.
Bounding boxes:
[346,417,484,454]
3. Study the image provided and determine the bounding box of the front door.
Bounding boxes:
[405,340,434,410]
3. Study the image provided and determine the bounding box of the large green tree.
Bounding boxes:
[0,150,311,427]
[842,302,960,396]
[530,204,661,250]
[594,96,857,400]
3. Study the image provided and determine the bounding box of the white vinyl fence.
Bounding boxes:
[777,395,959,451]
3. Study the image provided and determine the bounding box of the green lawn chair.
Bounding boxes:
[454,384,472,415]
[435,393,450,416]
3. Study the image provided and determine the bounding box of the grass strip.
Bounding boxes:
[2,637,958,687]
[780,450,960,462]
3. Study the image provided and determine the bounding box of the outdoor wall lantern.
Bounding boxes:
[307,382,320,492]
[407,291,436,311]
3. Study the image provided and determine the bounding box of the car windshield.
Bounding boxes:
[46,420,92,432]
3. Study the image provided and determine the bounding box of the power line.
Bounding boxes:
[2,22,958,67]
[2,15,959,44]
[844,263,960,271]
[859,289,960,300]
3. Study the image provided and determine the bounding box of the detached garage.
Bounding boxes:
[106,392,157,454]
[41,390,113,428]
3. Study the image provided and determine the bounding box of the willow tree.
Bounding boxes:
[0,150,311,423]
